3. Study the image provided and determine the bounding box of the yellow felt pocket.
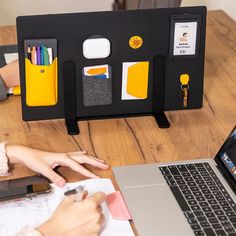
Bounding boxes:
[127,62,149,99]
[25,58,58,106]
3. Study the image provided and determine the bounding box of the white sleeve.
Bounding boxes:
[0,142,10,176]
[16,226,42,236]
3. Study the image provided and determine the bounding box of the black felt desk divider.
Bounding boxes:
[17,6,207,135]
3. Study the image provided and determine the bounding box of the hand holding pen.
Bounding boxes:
[37,187,106,236]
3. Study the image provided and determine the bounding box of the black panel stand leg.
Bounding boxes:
[63,61,79,135]
[153,112,170,128]
[153,55,170,129]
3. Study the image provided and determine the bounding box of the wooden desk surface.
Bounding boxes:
[0,11,235,186]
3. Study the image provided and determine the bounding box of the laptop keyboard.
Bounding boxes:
[159,162,236,236]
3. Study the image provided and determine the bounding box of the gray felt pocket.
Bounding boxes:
[82,75,112,107]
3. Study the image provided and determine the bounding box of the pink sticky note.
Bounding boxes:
[106,191,132,220]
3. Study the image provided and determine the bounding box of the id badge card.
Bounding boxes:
[169,14,201,59]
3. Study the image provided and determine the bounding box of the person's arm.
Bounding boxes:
[0,60,20,101]
[0,142,109,186]
[0,60,20,88]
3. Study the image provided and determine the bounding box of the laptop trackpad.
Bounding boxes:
[123,184,193,236]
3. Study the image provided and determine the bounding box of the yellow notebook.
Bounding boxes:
[127,62,149,99]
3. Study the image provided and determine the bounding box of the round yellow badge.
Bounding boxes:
[129,36,143,49]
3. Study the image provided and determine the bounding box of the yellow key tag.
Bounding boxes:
[180,74,189,85]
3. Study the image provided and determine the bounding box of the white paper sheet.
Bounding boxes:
[0,178,134,236]
[4,53,18,64]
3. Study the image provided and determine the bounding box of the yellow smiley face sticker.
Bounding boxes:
[129,36,143,49]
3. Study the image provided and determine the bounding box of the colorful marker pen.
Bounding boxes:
[36,46,41,65]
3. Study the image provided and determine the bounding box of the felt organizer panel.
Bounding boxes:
[24,39,58,107]
[82,65,112,107]
[17,7,206,128]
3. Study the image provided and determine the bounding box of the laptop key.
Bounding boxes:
[186,164,196,170]
[175,175,183,180]
[230,217,236,223]
[218,215,227,221]
[188,218,198,224]
[196,196,205,202]
[194,175,203,180]
[208,200,217,205]
[203,162,211,168]
[203,227,216,236]
[221,221,232,228]
[188,200,198,206]
[191,224,201,230]
[179,185,189,190]
[184,211,195,219]
[164,175,173,180]
[201,172,210,177]
[198,167,207,172]
[191,186,200,192]
[212,205,221,210]
[191,205,201,211]
[197,216,207,222]
[176,180,185,185]
[184,176,194,182]
[199,202,209,207]
[206,181,215,186]
[215,196,225,201]
[219,201,229,207]
[188,182,197,187]
[232,223,236,228]
[194,230,205,235]
[205,194,215,200]
[195,163,204,168]
[182,172,191,177]
[182,189,191,195]
[203,176,213,181]
[168,165,180,175]
[222,206,232,212]
[214,210,225,216]
[194,191,202,197]
[196,180,205,185]
[190,170,199,175]
[194,210,204,217]
[225,226,236,233]
[205,212,215,218]
[200,222,210,228]
[209,218,219,224]
[215,229,227,236]
[212,224,222,230]
[199,184,208,190]
[210,186,219,191]
[167,180,176,186]
[226,212,236,217]
[202,207,212,213]
[202,189,211,195]
[177,165,188,172]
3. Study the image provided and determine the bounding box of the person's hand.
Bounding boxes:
[37,191,106,236]
[0,60,20,88]
[5,144,109,187]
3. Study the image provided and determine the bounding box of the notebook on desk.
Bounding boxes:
[113,126,236,236]
[0,178,134,236]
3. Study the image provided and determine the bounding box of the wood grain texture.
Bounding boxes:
[0,11,235,187]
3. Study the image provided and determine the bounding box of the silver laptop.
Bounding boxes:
[113,126,236,236]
